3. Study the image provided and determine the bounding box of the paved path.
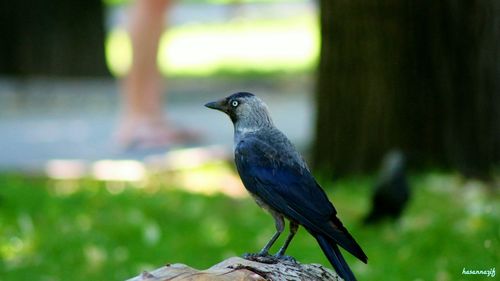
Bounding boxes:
[0,77,314,173]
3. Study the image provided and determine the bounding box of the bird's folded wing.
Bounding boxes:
[235,137,366,262]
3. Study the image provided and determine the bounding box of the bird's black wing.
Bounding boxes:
[235,135,366,262]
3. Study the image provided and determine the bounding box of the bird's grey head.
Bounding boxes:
[379,149,406,182]
[205,92,273,133]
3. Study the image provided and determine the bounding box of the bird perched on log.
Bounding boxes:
[205,92,367,281]
[363,150,411,225]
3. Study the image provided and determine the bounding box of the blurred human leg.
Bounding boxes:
[116,0,196,149]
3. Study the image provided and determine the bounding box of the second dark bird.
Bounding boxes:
[363,150,411,224]
[205,92,367,281]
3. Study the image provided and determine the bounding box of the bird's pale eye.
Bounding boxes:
[231,100,239,107]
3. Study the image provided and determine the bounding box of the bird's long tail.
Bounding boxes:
[316,234,357,281]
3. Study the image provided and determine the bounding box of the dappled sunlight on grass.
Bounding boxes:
[46,160,88,180]
[0,172,497,280]
[92,160,146,182]
[0,174,259,280]
[106,15,318,77]
[105,28,132,77]
[43,146,246,198]
[0,213,36,271]
[159,16,318,76]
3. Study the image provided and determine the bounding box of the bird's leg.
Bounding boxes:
[258,212,285,256]
[275,221,299,258]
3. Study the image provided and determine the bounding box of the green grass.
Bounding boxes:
[0,172,498,281]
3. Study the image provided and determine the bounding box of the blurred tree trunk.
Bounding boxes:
[314,0,500,178]
[0,0,109,77]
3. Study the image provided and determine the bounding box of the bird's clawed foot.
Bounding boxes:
[243,252,297,264]
[273,254,297,263]
[243,251,270,259]
[243,252,279,264]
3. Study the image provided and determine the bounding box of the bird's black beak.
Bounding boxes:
[204,99,227,112]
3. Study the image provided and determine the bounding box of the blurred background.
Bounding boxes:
[0,0,498,280]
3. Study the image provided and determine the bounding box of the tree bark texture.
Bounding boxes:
[314,0,500,178]
[0,0,109,76]
[126,256,341,281]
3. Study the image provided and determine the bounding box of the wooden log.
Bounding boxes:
[126,256,341,281]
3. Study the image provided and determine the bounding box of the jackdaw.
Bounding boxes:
[364,150,411,224]
[205,92,367,281]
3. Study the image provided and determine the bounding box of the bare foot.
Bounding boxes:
[114,115,200,150]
